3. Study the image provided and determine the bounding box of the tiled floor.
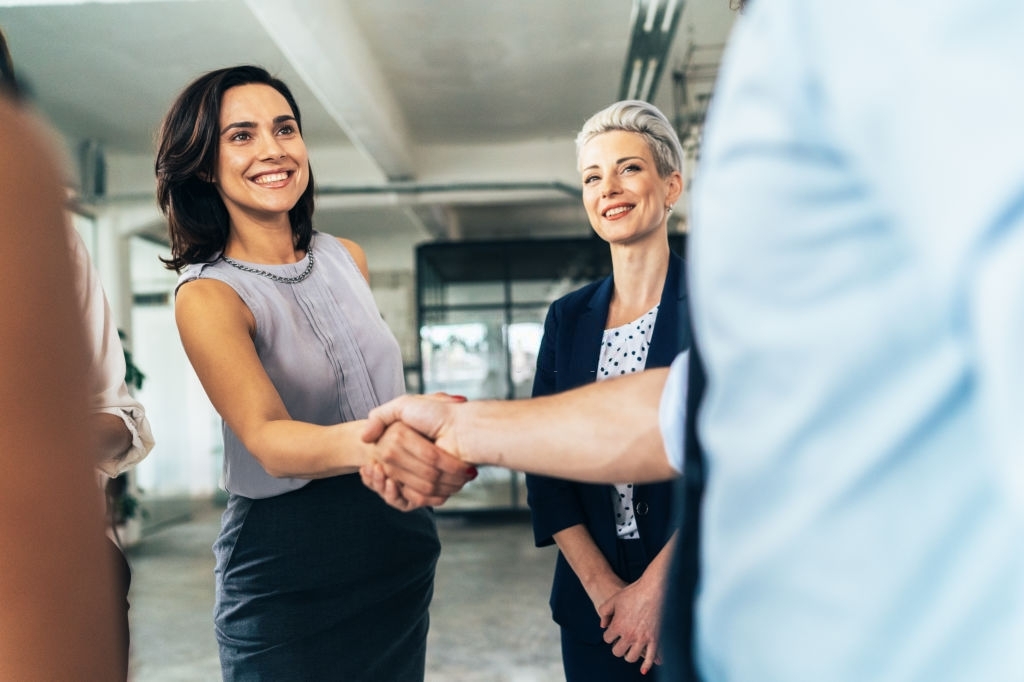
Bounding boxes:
[126,503,564,681]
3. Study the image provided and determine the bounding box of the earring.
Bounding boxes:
[666,206,674,214]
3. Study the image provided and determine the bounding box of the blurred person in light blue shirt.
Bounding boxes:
[360,1,1024,679]
[688,0,1024,679]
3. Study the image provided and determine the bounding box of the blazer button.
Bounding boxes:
[635,501,649,516]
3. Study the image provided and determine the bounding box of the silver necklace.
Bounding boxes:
[221,246,314,284]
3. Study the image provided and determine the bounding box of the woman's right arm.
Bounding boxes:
[553,525,627,607]
[175,278,405,479]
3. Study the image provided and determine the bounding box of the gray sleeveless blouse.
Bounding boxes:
[176,232,405,499]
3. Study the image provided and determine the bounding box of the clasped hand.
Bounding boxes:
[598,575,664,674]
[360,393,477,510]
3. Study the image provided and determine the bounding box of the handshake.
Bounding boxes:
[358,365,677,511]
[358,392,478,511]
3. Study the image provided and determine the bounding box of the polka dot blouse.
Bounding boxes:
[598,304,659,540]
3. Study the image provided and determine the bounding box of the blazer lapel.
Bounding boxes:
[568,275,614,388]
[648,254,692,367]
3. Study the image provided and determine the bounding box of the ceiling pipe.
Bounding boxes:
[78,180,582,207]
[316,181,581,198]
[620,0,686,102]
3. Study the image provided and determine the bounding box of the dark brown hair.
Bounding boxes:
[156,65,315,271]
[0,26,24,100]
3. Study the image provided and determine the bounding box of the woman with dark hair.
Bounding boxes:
[156,65,469,681]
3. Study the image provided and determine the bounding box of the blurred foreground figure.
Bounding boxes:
[687,1,1024,679]
[363,1,1024,680]
[0,86,120,681]
[2,25,154,678]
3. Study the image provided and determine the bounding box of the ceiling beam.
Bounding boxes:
[244,0,417,181]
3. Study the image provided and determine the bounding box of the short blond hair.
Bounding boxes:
[575,100,683,178]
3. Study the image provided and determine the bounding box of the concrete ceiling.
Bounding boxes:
[0,0,736,257]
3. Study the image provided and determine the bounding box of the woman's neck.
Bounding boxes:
[224,219,303,264]
[606,239,671,328]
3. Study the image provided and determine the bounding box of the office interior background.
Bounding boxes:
[1,0,737,677]
[1,0,736,516]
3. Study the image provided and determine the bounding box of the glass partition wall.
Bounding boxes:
[416,235,686,512]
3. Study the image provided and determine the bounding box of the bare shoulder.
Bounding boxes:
[175,276,243,305]
[175,277,253,335]
[336,237,370,282]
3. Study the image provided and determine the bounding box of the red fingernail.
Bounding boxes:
[466,466,478,479]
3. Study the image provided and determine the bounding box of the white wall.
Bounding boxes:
[130,237,222,499]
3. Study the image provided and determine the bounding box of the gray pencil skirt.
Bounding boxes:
[213,474,441,681]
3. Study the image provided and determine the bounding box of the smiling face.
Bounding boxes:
[579,130,682,247]
[213,83,310,230]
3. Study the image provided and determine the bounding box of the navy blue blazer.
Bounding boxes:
[526,253,692,642]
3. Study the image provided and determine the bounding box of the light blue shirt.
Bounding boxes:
[660,350,688,473]
[687,1,1024,680]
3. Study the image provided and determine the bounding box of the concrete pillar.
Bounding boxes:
[90,202,163,348]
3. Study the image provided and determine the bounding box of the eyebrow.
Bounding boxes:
[220,115,297,136]
[581,155,645,172]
